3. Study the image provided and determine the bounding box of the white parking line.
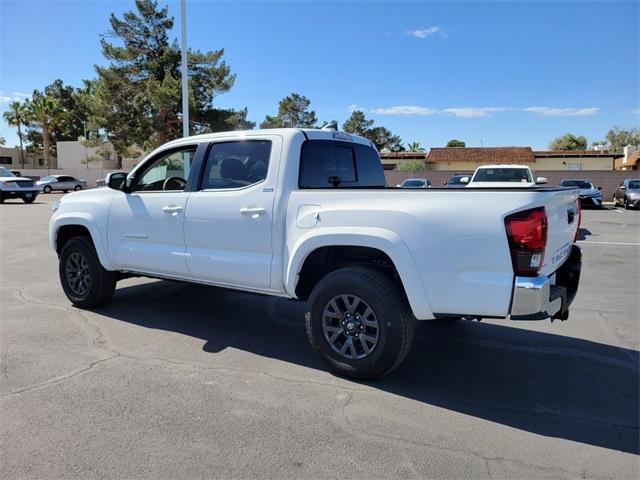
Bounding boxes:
[578,240,640,246]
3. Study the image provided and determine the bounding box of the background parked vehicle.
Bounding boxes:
[613,179,640,209]
[443,174,472,188]
[37,175,87,193]
[397,178,432,188]
[465,165,548,188]
[0,166,40,204]
[559,179,602,208]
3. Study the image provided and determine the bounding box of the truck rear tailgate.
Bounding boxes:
[538,188,580,276]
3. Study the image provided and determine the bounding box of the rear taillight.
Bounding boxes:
[504,207,548,276]
[574,199,582,242]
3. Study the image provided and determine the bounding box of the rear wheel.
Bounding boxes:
[59,236,117,308]
[74,185,82,191]
[43,185,52,193]
[306,267,415,380]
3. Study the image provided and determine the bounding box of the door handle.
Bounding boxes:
[162,205,183,215]
[240,207,266,218]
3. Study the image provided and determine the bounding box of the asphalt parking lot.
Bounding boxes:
[1,193,638,479]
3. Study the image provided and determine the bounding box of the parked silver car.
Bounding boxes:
[613,178,640,209]
[37,175,87,193]
[559,179,602,208]
[396,178,432,188]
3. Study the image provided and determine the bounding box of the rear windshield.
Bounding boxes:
[299,140,385,188]
[561,180,594,189]
[473,168,533,183]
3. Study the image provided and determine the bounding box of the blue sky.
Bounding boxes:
[1,0,638,150]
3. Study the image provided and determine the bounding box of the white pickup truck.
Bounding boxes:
[464,164,548,188]
[50,128,582,379]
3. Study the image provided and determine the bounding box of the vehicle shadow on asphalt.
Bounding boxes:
[577,227,592,240]
[97,280,639,455]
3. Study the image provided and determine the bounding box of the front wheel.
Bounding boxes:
[59,236,117,308]
[73,185,82,191]
[43,185,52,193]
[306,267,415,380]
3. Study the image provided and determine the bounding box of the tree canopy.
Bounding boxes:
[260,93,317,129]
[93,0,251,153]
[549,133,588,151]
[593,127,640,153]
[342,110,403,151]
[446,139,466,147]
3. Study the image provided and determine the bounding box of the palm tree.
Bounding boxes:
[407,141,424,152]
[27,95,64,170]
[3,101,28,168]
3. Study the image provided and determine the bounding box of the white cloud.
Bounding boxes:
[406,27,443,39]
[348,104,361,113]
[524,106,599,117]
[0,91,30,104]
[628,108,640,115]
[371,104,600,118]
[372,105,438,115]
[442,107,510,118]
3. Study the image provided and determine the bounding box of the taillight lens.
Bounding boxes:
[574,199,582,242]
[504,207,548,276]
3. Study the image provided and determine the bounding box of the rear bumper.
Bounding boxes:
[0,189,39,199]
[509,245,582,321]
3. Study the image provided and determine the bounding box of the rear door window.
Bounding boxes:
[299,140,385,188]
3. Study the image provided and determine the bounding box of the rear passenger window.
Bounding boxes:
[201,141,271,190]
[299,140,385,188]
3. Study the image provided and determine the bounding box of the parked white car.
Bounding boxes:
[49,128,582,379]
[465,165,547,188]
[37,175,87,193]
[0,166,40,204]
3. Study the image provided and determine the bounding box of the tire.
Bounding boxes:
[43,185,52,193]
[59,236,117,308]
[23,197,35,204]
[0,194,4,204]
[306,267,415,380]
[624,197,630,210]
[74,185,82,191]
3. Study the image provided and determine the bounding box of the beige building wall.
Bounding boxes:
[57,140,117,170]
[531,156,614,171]
[433,161,488,172]
[0,146,48,168]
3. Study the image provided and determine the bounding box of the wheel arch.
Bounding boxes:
[286,228,434,319]
[51,214,114,270]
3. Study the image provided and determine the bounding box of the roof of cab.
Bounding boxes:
[161,128,374,149]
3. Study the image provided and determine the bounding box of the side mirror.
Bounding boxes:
[620,185,626,189]
[536,177,548,184]
[443,180,447,186]
[459,176,470,184]
[396,184,402,187]
[107,172,127,191]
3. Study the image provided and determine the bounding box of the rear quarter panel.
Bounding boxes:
[285,188,578,319]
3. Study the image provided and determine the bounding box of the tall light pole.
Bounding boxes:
[180,0,189,139]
